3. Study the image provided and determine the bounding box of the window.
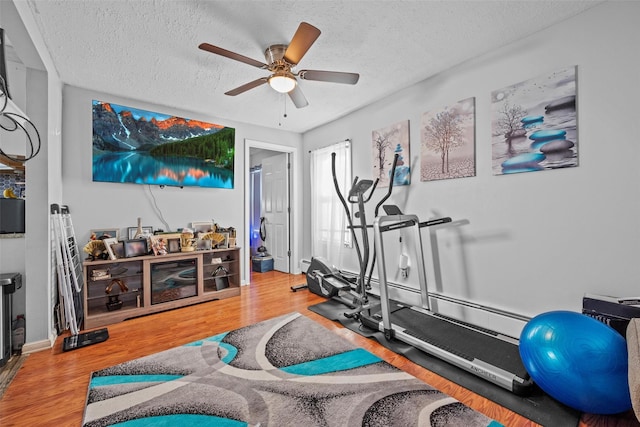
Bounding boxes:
[310,141,351,266]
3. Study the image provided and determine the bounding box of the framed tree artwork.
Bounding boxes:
[420,97,476,182]
[491,66,578,175]
[371,120,410,187]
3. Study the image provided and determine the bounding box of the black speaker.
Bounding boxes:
[582,293,640,337]
[0,198,25,234]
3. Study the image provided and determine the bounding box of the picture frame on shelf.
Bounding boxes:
[123,239,149,258]
[103,237,119,260]
[158,233,182,240]
[191,221,213,234]
[128,226,153,240]
[196,232,213,250]
[167,238,181,253]
[217,232,229,249]
[155,233,181,253]
[111,241,125,259]
[90,228,119,240]
[149,235,169,256]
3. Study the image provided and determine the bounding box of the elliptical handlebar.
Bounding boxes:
[330,151,402,301]
[374,153,399,217]
[331,152,354,225]
[366,152,399,289]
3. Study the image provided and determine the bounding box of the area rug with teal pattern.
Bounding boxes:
[83,312,502,426]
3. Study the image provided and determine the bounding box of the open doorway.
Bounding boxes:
[245,140,299,283]
[249,151,289,272]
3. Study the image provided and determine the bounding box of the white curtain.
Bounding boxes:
[310,141,351,268]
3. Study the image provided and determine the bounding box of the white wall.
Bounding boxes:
[1,0,61,350]
[0,59,27,318]
[24,67,55,347]
[302,1,640,334]
[61,86,302,286]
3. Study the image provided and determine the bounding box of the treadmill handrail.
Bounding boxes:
[373,214,431,320]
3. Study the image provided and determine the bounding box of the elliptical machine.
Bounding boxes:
[303,152,399,318]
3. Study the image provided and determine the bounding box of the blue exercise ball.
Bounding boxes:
[519,310,632,414]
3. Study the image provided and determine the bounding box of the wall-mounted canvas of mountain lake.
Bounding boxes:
[92,100,235,189]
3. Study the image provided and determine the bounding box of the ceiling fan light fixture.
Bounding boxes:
[199,22,358,108]
[268,71,296,93]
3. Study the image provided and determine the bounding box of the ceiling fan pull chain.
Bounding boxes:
[283,95,288,118]
[278,94,287,127]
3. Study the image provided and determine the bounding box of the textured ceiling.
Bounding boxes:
[23,0,602,133]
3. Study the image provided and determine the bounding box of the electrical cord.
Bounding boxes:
[147,184,171,231]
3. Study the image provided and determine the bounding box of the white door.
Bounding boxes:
[261,153,290,272]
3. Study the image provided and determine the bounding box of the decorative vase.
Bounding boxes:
[134,217,144,239]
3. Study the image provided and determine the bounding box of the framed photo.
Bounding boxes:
[191,221,213,234]
[91,228,119,240]
[153,233,181,253]
[128,226,153,239]
[103,237,119,260]
[195,232,211,250]
[123,239,149,258]
[149,235,169,256]
[111,241,125,259]
[167,238,181,253]
[217,232,229,249]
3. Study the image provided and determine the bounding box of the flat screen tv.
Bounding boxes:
[92,100,235,189]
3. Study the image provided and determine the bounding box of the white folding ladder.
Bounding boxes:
[50,204,84,335]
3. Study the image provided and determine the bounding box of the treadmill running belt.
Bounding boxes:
[392,306,528,378]
[309,298,580,427]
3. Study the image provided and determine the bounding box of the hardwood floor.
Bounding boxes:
[1,271,638,426]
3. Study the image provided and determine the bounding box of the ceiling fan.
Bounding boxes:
[198,22,359,108]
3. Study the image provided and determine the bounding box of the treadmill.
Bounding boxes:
[361,211,533,395]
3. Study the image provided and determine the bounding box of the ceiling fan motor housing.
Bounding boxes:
[264,44,296,93]
[264,44,289,67]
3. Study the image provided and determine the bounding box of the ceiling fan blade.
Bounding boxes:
[283,22,321,65]
[288,85,309,108]
[298,70,360,85]
[225,78,268,96]
[199,43,267,69]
